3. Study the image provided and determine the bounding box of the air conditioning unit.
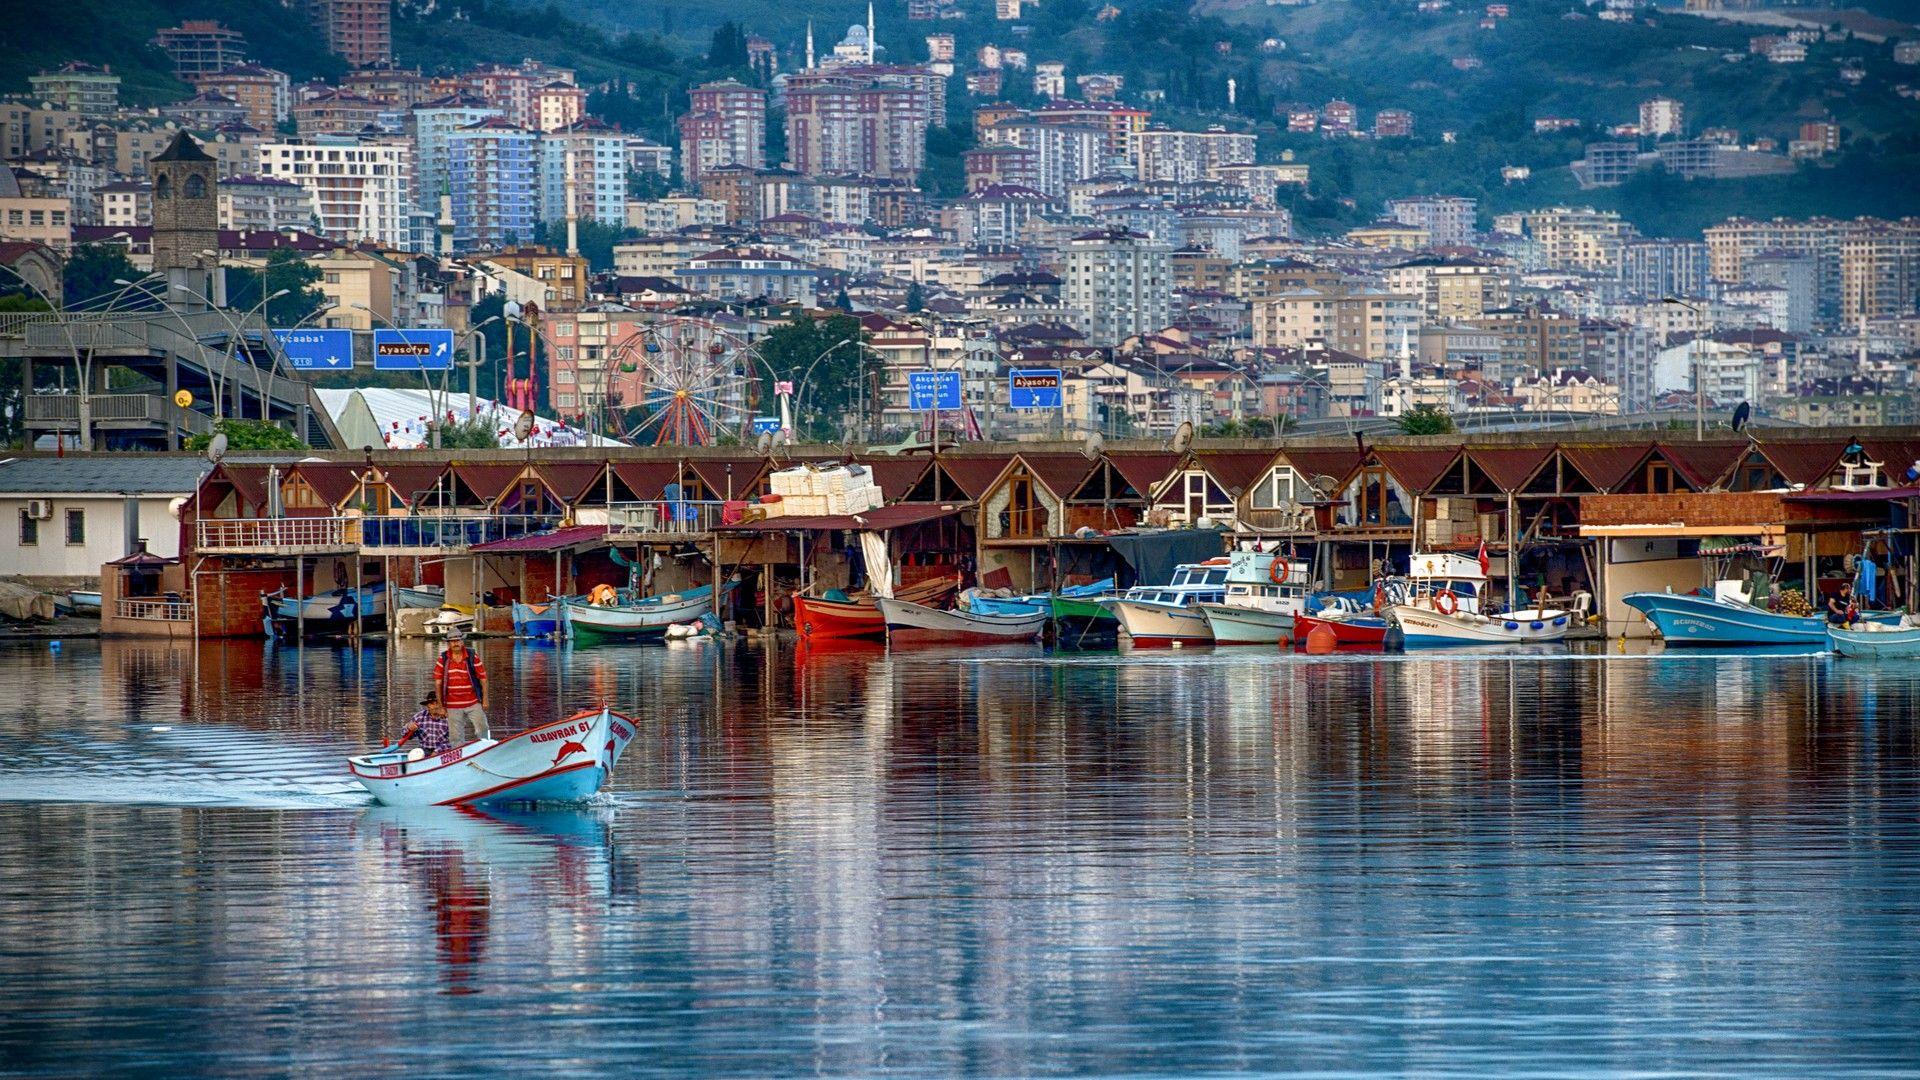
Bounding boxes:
[25,499,52,520]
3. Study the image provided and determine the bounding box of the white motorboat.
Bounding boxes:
[349,706,637,807]
[1387,549,1570,647]
[1195,548,1312,645]
[1102,556,1230,646]
[875,597,1048,645]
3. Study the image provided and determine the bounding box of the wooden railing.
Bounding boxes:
[197,517,354,552]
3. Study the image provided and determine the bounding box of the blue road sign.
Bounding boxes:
[273,328,354,371]
[909,370,963,412]
[1009,368,1063,409]
[372,328,456,371]
[752,416,782,435]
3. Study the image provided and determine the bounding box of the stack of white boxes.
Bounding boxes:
[768,463,884,517]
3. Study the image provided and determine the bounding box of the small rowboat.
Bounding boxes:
[875,596,1048,645]
[794,576,957,640]
[560,582,736,640]
[1829,620,1920,658]
[348,706,638,807]
[512,600,561,638]
[1293,609,1392,647]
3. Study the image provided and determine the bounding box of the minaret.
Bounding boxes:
[806,20,815,69]
[867,2,876,62]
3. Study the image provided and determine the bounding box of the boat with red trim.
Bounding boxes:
[347,706,638,807]
[794,576,957,640]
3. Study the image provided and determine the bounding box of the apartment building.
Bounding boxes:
[258,137,412,248]
[1383,256,1510,320]
[540,119,628,227]
[307,0,393,67]
[150,22,247,78]
[191,64,292,129]
[448,117,538,252]
[534,81,588,133]
[1063,228,1173,346]
[218,175,315,231]
[1617,238,1708,300]
[293,89,389,137]
[1385,195,1477,248]
[981,120,1103,197]
[1129,127,1256,184]
[784,67,936,181]
[27,63,119,117]
[408,94,501,209]
[1491,206,1639,271]
[1252,287,1422,360]
[678,81,766,183]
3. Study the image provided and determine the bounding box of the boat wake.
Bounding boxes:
[0,723,370,808]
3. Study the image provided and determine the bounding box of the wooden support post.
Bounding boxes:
[712,530,723,620]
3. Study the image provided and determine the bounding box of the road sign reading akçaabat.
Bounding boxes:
[1009,368,1063,409]
[273,328,354,370]
[372,328,455,371]
[908,370,963,412]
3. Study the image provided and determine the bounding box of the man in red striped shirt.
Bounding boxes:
[432,632,490,744]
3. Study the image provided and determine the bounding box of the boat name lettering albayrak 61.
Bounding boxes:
[531,722,585,745]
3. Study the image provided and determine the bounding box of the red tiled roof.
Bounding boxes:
[1753,438,1849,488]
[940,454,1017,500]
[534,462,606,503]
[1105,451,1184,498]
[854,457,930,501]
[469,524,607,553]
[452,463,525,504]
[1016,453,1100,500]
[1559,444,1651,493]
[611,461,678,500]
[1655,442,1747,491]
[1191,450,1278,498]
[1372,447,1461,494]
[1278,448,1367,489]
[1466,446,1553,493]
[685,457,763,498]
[1862,438,1920,473]
[290,462,359,507]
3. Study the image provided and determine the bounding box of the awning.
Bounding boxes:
[1106,527,1228,586]
[718,502,968,533]
[469,524,608,553]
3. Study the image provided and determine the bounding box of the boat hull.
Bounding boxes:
[561,585,730,640]
[1624,592,1869,646]
[1050,594,1117,647]
[271,585,388,631]
[1828,624,1920,658]
[349,707,634,807]
[794,578,957,640]
[1196,603,1296,645]
[1107,599,1213,646]
[512,601,561,638]
[1293,611,1390,646]
[66,590,102,616]
[877,597,1047,645]
[1391,604,1571,646]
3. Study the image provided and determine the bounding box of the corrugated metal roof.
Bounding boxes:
[1016,453,1099,500]
[290,462,359,507]
[534,462,607,503]
[1466,446,1553,493]
[371,464,449,505]
[1372,447,1460,494]
[452,463,524,504]
[1559,444,1651,493]
[468,524,608,553]
[856,457,931,501]
[1655,442,1746,490]
[0,456,210,495]
[1753,438,1848,488]
[611,461,677,500]
[685,457,763,498]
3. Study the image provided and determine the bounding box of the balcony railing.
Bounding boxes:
[197,516,357,553]
[606,500,725,536]
[358,514,560,551]
[24,393,212,434]
[115,597,193,622]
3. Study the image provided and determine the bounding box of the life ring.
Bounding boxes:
[1269,557,1290,585]
[1371,582,1387,613]
[1435,589,1459,616]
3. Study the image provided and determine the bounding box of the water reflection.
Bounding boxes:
[0,639,1918,1074]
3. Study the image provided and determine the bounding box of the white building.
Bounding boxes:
[625,197,728,232]
[218,175,316,231]
[1130,127,1256,184]
[406,94,501,211]
[1385,195,1478,247]
[1639,96,1685,138]
[1653,338,1762,406]
[258,137,412,249]
[1063,228,1172,346]
[539,121,628,227]
[0,457,208,584]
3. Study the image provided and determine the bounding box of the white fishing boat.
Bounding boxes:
[875,597,1048,645]
[348,706,637,807]
[1386,550,1572,647]
[1102,556,1230,646]
[559,582,736,640]
[1195,548,1312,645]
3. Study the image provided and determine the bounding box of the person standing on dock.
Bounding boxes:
[433,631,490,744]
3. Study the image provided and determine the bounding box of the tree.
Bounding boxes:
[754,313,867,441]
[904,281,925,314]
[185,418,306,452]
[1396,403,1456,436]
[61,245,142,309]
[439,416,503,449]
[223,249,327,326]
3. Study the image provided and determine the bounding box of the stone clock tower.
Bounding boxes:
[149,130,222,302]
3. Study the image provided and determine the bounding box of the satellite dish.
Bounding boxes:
[1170,420,1194,454]
[1080,431,1105,461]
[755,431,774,454]
[1309,474,1340,499]
[513,411,535,444]
[503,300,523,320]
[206,432,228,464]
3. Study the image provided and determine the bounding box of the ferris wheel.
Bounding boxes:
[614,318,753,446]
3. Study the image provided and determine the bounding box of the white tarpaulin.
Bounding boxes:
[858,532,893,599]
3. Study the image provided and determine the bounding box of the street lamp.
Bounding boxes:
[458,315,500,412]
[1662,297,1707,440]
[352,303,448,449]
[0,261,92,448]
[117,276,233,424]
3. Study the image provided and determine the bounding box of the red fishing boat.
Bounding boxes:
[1292,609,1392,647]
[793,576,957,640]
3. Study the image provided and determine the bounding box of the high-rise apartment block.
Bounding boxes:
[258,136,412,248]
[678,80,766,183]
[540,120,628,227]
[306,0,393,68]
[408,94,501,209]
[1130,128,1255,184]
[191,64,292,129]
[27,63,120,118]
[448,117,537,251]
[1386,195,1478,248]
[1064,228,1173,345]
[150,22,248,78]
[784,66,941,182]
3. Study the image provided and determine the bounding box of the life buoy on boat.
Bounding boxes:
[1269,557,1291,585]
[1434,589,1459,616]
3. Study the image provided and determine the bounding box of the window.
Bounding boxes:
[18,511,37,546]
[64,508,84,546]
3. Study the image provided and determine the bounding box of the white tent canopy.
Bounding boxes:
[314,389,620,451]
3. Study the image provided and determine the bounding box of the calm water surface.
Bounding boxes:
[0,636,1917,1077]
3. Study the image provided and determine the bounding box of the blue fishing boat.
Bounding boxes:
[1625,583,1900,646]
[962,578,1115,617]
[512,600,562,638]
[1829,620,1920,658]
